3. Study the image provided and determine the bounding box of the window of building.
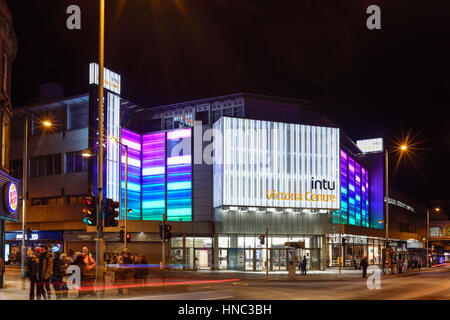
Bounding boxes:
[67,102,88,130]
[223,108,233,117]
[65,151,89,173]
[234,107,244,118]
[196,110,209,124]
[1,118,8,168]
[31,197,65,206]
[165,117,174,130]
[29,154,62,177]
[212,110,222,122]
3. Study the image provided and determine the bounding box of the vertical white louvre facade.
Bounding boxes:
[213,117,340,209]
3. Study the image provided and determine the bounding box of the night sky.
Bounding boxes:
[6,1,450,208]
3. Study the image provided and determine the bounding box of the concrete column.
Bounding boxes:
[321,235,327,271]
[213,233,219,270]
[182,234,186,270]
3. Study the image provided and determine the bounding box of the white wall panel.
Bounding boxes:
[213,117,340,209]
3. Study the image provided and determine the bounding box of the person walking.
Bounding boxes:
[353,257,357,270]
[25,248,40,300]
[0,255,5,289]
[80,247,96,298]
[37,247,53,300]
[301,256,307,275]
[52,251,67,299]
[360,257,368,278]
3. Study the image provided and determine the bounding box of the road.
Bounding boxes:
[1,265,449,300]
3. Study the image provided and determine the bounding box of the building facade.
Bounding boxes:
[6,64,438,272]
[0,0,18,288]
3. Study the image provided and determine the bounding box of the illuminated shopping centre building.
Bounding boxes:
[6,64,430,271]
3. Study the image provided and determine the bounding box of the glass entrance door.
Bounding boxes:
[271,249,287,271]
[245,249,253,271]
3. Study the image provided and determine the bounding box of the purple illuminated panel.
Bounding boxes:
[142,132,166,221]
[121,128,141,220]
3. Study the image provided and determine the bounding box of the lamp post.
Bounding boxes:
[384,144,408,274]
[95,0,106,290]
[20,116,54,278]
[427,207,440,268]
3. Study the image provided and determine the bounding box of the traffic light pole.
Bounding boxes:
[124,145,128,252]
[162,214,166,270]
[265,228,269,280]
[95,0,105,292]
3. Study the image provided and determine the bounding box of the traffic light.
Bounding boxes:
[82,195,97,226]
[126,233,131,243]
[159,223,163,239]
[104,198,120,227]
[260,235,265,245]
[164,225,172,240]
[119,229,124,242]
[342,237,347,247]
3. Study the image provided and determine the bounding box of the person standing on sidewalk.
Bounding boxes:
[26,247,40,300]
[360,257,368,278]
[37,246,53,300]
[301,256,307,275]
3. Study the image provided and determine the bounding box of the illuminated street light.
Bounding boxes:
[42,120,53,127]
[81,149,96,158]
[384,143,409,274]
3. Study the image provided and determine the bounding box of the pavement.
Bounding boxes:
[0,264,447,300]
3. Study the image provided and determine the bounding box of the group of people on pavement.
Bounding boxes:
[105,251,149,296]
[25,246,96,300]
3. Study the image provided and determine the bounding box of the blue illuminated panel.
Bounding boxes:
[142,132,166,221]
[121,128,142,220]
[355,162,362,226]
[334,150,348,224]
[348,156,356,225]
[166,129,192,221]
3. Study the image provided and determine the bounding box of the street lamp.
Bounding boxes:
[109,137,129,252]
[426,207,440,268]
[20,117,54,278]
[384,144,409,274]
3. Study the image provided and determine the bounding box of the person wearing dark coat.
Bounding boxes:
[360,257,368,278]
[301,256,307,275]
[26,248,40,300]
[37,247,53,300]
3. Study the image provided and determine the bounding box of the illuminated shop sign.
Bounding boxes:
[16,233,38,241]
[89,62,121,95]
[4,181,18,214]
[213,117,340,209]
[356,138,383,153]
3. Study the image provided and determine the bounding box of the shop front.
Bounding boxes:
[0,172,20,288]
[326,234,386,268]
[4,231,64,264]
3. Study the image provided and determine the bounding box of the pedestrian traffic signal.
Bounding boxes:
[164,225,172,240]
[104,198,120,227]
[159,223,163,239]
[126,233,131,243]
[82,195,97,226]
[119,229,124,242]
[260,235,265,245]
[342,237,347,247]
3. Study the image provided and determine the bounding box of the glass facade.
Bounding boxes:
[119,127,192,221]
[166,129,192,221]
[142,132,166,220]
[326,235,385,267]
[335,150,370,228]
